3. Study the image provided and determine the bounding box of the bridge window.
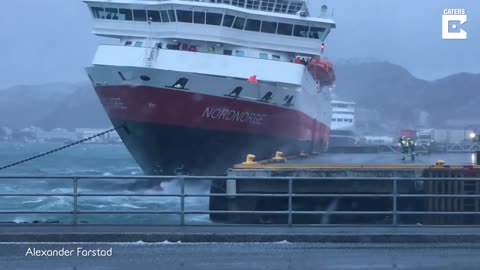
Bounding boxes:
[293,25,309,37]
[260,1,268,10]
[160,10,170,22]
[308,27,326,39]
[134,41,143,47]
[223,15,235,27]
[261,0,274,11]
[232,17,246,30]
[177,10,193,23]
[124,41,132,46]
[267,0,275,11]
[206,12,223,25]
[235,50,245,57]
[119,9,133,21]
[261,21,277,33]
[287,2,303,14]
[147,10,161,22]
[246,0,260,9]
[194,11,206,24]
[223,49,233,55]
[105,8,119,20]
[133,10,147,21]
[272,55,281,60]
[277,23,293,36]
[245,19,261,31]
[168,10,177,22]
[232,0,246,7]
[259,53,269,59]
[91,7,105,19]
[274,1,288,12]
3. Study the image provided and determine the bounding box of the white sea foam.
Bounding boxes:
[21,198,45,204]
[274,240,291,244]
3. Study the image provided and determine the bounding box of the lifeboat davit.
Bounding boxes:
[307,58,336,86]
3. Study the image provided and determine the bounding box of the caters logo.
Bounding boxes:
[442,9,467,40]
[202,107,267,125]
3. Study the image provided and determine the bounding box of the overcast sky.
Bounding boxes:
[0,0,478,87]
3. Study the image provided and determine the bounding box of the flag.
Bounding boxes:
[247,75,258,84]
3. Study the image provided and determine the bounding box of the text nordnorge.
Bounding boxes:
[202,107,268,125]
[25,247,113,257]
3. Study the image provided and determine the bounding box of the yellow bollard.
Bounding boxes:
[242,154,256,164]
[272,151,287,163]
[435,160,446,166]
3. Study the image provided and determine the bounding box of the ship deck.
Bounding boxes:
[233,152,476,170]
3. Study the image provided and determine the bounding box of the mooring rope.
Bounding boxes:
[0,125,125,171]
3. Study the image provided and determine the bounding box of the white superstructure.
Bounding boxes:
[331,100,355,131]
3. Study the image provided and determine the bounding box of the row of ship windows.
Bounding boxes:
[209,0,304,15]
[332,119,353,123]
[123,40,282,60]
[91,7,326,39]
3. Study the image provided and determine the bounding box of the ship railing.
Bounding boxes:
[151,0,309,16]
[1,175,480,226]
[104,44,303,66]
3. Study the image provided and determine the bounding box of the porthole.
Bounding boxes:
[140,75,151,81]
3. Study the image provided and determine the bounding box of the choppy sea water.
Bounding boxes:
[0,143,211,225]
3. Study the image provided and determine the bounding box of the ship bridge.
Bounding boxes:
[84,0,336,56]
[143,0,309,16]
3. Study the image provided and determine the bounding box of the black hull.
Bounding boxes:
[115,120,325,175]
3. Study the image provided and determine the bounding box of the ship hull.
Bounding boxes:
[93,85,329,175]
[87,62,331,175]
[112,119,320,175]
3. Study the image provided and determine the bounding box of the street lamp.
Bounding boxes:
[469,132,477,141]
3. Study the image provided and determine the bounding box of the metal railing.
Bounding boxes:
[1,175,480,226]
[333,143,480,154]
[447,142,480,153]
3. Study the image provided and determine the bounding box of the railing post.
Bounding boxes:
[392,178,398,226]
[180,177,185,226]
[73,177,78,225]
[288,178,293,226]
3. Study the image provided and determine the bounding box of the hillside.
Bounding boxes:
[38,84,111,129]
[333,61,480,133]
[0,83,78,129]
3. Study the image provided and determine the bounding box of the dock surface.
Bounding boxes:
[245,152,474,166]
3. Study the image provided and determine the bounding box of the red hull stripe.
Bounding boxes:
[95,86,330,141]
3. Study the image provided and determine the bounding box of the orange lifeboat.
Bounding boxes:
[307,58,336,86]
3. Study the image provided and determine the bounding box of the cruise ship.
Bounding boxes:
[329,100,358,146]
[84,0,336,174]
